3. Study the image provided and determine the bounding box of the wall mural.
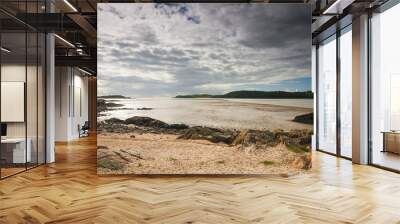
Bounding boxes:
[97,3,313,175]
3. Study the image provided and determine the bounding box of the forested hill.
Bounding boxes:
[98,95,130,99]
[176,91,313,99]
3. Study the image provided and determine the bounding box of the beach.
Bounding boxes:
[97,100,313,175]
[98,132,311,175]
[97,97,313,175]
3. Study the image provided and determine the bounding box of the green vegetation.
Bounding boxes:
[176,90,313,99]
[261,160,275,166]
[98,158,123,170]
[285,143,309,153]
[168,157,178,162]
[98,95,130,99]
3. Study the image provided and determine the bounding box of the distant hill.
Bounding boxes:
[98,95,130,99]
[176,91,313,99]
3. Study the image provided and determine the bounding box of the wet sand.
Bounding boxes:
[100,98,313,131]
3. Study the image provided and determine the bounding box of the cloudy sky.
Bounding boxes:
[98,3,311,97]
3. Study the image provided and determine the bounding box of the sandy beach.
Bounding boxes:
[97,132,311,175]
[97,117,312,175]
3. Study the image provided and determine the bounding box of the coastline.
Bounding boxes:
[97,97,313,130]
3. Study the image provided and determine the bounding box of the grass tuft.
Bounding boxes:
[97,158,123,170]
[261,160,275,166]
[168,157,178,162]
[285,143,309,153]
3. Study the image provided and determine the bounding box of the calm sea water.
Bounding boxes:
[99,98,313,130]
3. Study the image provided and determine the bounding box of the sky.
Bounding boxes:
[98,3,311,97]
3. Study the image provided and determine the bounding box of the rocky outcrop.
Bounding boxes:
[293,113,313,124]
[125,116,169,128]
[98,116,312,154]
[97,146,144,170]
[97,99,126,116]
[104,118,125,124]
[178,126,238,144]
[98,121,139,133]
[98,116,189,134]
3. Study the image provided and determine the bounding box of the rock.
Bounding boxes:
[167,123,189,130]
[125,116,169,128]
[97,99,124,115]
[271,129,312,149]
[178,126,237,144]
[99,116,313,157]
[97,99,108,114]
[137,107,153,110]
[293,113,313,124]
[97,121,137,133]
[104,118,125,124]
[97,158,124,170]
[130,135,135,138]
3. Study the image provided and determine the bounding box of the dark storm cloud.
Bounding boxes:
[234,5,310,49]
[97,3,311,97]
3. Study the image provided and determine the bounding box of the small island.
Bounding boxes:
[176,90,313,99]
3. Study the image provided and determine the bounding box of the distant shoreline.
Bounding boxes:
[176,90,313,99]
[98,95,131,99]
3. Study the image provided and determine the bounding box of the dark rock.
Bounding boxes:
[278,129,312,148]
[97,99,108,114]
[137,107,153,110]
[167,123,189,130]
[125,116,169,128]
[99,116,313,153]
[106,102,124,108]
[97,157,123,170]
[293,113,313,124]
[130,135,135,138]
[178,126,238,144]
[97,121,138,133]
[97,99,124,115]
[104,118,125,124]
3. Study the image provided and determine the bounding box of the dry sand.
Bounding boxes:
[97,132,311,175]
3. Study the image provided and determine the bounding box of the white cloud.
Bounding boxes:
[97,3,311,97]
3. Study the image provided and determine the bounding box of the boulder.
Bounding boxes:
[97,121,137,133]
[167,123,189,130]
[178,126,237,144]
[125,116,169,128]
[293,113,313,124]
[104,118,125,124]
